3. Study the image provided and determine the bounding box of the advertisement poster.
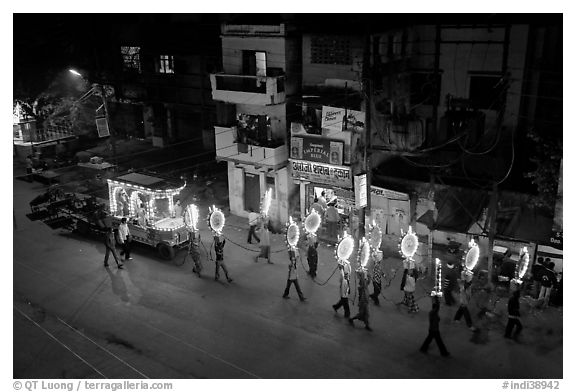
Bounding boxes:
[290,136,344,165]
[321,106,366,133]
[290,137,303,160]
[329,141,343,165]
[321,106,346,132]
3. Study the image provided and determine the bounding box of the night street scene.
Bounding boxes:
[12,9,566,385]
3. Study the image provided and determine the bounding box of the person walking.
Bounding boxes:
[214,235,233,283]
[349,270,372,331]
[333,262,351,318]
[190,231,203,278]
[369,252,383,305]
[255,217,272,263]
[307,237,319,278]
[325,204,339,240]
[443,260,459,306]
[454,279,475,330]
[104,228,123,269]
[420,297,450,356]
[403,269,419,313]
[283,248,306,301]
[504,290,523,340]
[117,217,132,261]
[538,261,556,308]
[247,209,261,244]
[531,256,546,298]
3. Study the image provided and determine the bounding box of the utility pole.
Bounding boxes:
[485,24,511,287]
[359,25,372,240]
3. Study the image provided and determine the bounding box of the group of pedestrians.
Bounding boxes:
[102,217,132,269]
[102,210,541,357]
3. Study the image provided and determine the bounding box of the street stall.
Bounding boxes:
[107,172,189,260]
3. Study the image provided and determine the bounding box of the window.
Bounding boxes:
[311,36,351,65]
[158,55,175,74]
[469,74,505,111]
[121,46,141,73]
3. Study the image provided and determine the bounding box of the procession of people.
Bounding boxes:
[100,190,559,358]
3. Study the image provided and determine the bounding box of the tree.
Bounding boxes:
[524,128,562,215]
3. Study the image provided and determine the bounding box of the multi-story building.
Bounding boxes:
[95,15,220,149]
[288,31,368,239]
[211,23,301,229]
[367,20,562,268]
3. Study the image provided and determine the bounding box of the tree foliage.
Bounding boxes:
[524,128,562,215]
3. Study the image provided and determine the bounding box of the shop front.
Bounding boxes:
[289,158,354,241]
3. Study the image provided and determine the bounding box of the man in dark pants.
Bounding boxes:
[349,270,372,331]
[118,217,132,261]
[420,297,450,356]
[443,260,459,306]
[104,228,123,269]
[370,252,383,305]
[283,248,306,301]
[307,238,318,278]
[214,236,233,283]
[454,280,475,330]
[247,209,260,244]
[505,290,522,340]
[333,263,351,318]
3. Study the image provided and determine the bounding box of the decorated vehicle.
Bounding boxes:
[107,172,189,260]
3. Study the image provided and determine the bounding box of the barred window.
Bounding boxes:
[158,55,175,74]
[121,46,141,73]
[311,36,351,65]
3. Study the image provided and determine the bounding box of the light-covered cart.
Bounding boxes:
[107,172,189,260]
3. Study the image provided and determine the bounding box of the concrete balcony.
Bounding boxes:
[214,126,288,169]
[210,73,286,105]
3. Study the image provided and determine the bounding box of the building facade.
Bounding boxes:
[211,23,301,229]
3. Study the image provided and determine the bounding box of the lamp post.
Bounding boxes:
[69,69,116,165]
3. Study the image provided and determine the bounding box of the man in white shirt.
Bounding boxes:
[118,217,132,260]
[247,209,261,244]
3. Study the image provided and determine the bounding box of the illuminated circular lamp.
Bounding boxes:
[208,205,225,235]
[184,204,199,232]
[400,226,419,259]
[336,231,355,263]
[463,238,480,279]
[286,216,300,249]
[367,222,383,251]
[304,209,321,236]
[260,188,272,217]
[357,237,371,270]
[513,247,530,284]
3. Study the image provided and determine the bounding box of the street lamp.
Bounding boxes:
[69,69,116,165]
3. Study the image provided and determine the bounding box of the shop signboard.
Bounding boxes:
[291,136,344,165]
[290,159,352,188]
[370,185,409,201]
[354,174,367,208]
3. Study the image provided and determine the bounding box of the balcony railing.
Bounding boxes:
[210,73,286,105]
[214,126,287,169]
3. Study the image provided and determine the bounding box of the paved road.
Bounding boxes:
[13,176,563,379]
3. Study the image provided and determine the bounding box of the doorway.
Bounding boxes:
[244,172,261,212]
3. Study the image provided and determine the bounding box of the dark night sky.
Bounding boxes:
[14,13,562,99]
